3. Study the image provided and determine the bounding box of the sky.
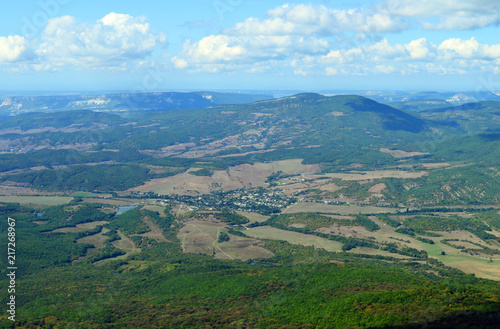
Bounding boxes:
[1,0,500,93]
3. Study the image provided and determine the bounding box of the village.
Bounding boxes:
[149,187,296,215]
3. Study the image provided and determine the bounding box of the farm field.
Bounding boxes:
[236,211,269,223]
[76,227,111,249]
[141,204,167,216]
[250,211,500,280]
[82,198,140,206]
[436,254,500,281]
[245,226,343,252]
[283,202,398,214]
[0,195,72,206]
[379,148,429,158]
[132,216,169,242]
[110,231,141,257]
[51,221,109,233]
[301,170,428,181]
[131,159,320,195]
[177,218,273,260]
[0,184,44,195]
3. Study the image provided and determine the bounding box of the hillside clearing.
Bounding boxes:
[51,221,109,233]
[177,218,273,260]
[283,202,398,214]
[131,159,321,195]
[245,226,342,252]
[0,196,72,206]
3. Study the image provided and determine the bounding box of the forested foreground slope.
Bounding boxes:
[1,204,500,328]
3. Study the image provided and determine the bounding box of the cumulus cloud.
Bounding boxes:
[438,37,500,60]
[438,37,480,59]
[177,34,329,70]
[405,38,433,60]
[325,67,338,76]
[379,0,500,30]
[0,35,34,63]
[174,3,409,72]
[36,13,165,69]
[375,64,395,74]
[175,0,500,80]
[0,13,167,71]
[311,37,500,76]
[165,2,500,78]
[0,12,168,71]
[172,56,188,69]
[175,26,500,76]
[363,39,406,60]
[3,1,500,81]
[181,35,247,64]
[229,3,409,36]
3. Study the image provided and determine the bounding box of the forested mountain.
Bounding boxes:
[1,92,500,328]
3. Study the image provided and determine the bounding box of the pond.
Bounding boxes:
[116,206,138,215]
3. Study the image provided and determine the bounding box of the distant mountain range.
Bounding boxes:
[363,90,500,104]
[0,91,272,115]
[0,93,448,169]
[3,90,500,116]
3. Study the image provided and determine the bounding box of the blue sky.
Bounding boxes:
[1,0,500,92]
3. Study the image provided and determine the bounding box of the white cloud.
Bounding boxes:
[35,13,165,69]
[438,37,480,59]
[325,67,338,75]
[0,13,165,71]
[176,3,412,72]
[181,35,247,63]
[422,15,500,31]
[293,69,308,76]
[0,35,33,63]
[375,64,395,74]
[230,4,408,36]
[224,0,500,44]
[2,2,497,84]
[364,39,406,60]
[322,50,345,64]
[482,44,500,58]
[176,21,500,77]
[172,56,188,69]
[379,0,500,30]
[405,38,433,60]
[177,34,330,71]
[316,37,500,76]
[174,4,500,79]
[436,37,500,60]
[173,3,416,73]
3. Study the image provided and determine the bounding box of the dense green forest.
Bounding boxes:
[1,203,500,328]
[3,165,154,192]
